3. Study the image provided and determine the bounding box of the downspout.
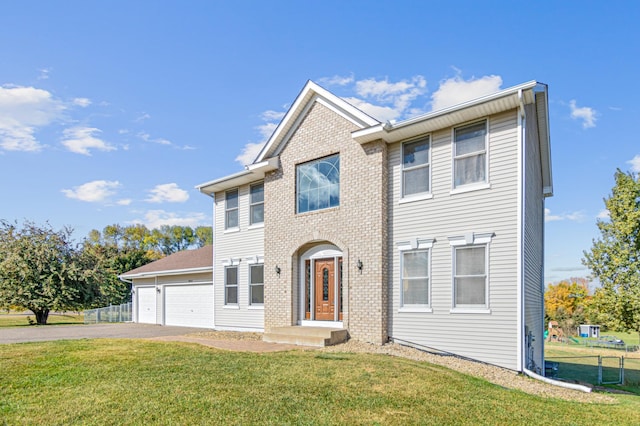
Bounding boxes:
[522,368,592,393]
[118,276,134,322]
[517,89,525,373]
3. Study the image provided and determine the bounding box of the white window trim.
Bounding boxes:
[249,181,264,226]
[451,119,489,190]
[247,223,265,230]
[448,232,494,313]
[398,193,433,205]
[397,238,434,312]
[449,182,491,196]
[401,136,431,199]
[248,257,264,306]
[225,188,239,230]
[224,264,239,306]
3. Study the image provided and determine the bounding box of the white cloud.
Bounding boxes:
[236,142,265,166]
[131,209,208,229]
[61,180,120,202]
[62,126,116,155]
[116,198,132,206]
[343,97,399,123]
[569,100,597,129]
[135,113,151,122]
[627,154,640,173]
[318,74,355,86]
[37,68,51,80]
[0,85,66,152]
[351,75,428,122]
[72,97,91,107]
[235,110,285,166]
[146,183,189,203]
[261,110,286,122]
[544,208,585,222]
[597,209,610,220]
[430,75,503,111]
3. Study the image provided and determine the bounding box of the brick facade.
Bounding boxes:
[264,101,389,344]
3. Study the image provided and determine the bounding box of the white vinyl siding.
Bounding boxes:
[214,183,265,330]
[388,110,520,370]
[523,101,545,373]
[453,121,487,188]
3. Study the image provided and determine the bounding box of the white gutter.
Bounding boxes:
[523,368,592,393]
[119,266,212,280]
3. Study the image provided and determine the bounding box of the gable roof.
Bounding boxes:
[196,81,379,195]
[254,80,380,162]
[119,245,212,279]
[197,80,552,197]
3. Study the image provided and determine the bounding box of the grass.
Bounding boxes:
[545,340,640,393]
[0,311,84,327]
[1,339,640,425]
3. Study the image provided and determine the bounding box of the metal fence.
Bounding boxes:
[545,355,627,385]
[84,302,132,324]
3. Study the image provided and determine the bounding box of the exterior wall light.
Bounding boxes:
[156,287,161,293]
[357,259,363,273]
[275,265,281,276]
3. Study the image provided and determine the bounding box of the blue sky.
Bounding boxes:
[1,1,638,284]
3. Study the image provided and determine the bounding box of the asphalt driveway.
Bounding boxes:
[0,323,208,344]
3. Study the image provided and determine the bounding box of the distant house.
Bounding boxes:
[126,80,552,373]
[120,245,213,328]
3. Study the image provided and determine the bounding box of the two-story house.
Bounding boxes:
[145,79,551,373]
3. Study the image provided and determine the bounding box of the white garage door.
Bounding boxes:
[164,284,213,328]
[137,287,157,324]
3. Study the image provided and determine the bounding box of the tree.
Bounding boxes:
[583,169,640,339]
[544,278,590,336]
[194,226,213,248]
[0,221,100,324]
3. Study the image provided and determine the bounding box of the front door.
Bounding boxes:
[314,258,335,321]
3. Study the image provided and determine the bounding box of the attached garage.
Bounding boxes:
[136,286,157,324]
[120,246,214,329]
[164,284,213,328]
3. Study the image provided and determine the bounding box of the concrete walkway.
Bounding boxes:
[0,323,308,352]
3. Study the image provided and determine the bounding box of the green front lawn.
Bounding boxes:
[0,312,84,327]
[1,339,640,425]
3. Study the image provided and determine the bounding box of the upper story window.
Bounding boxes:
[453,121,487,188]
[225,189,239,229]
[250,182,264,225]
[402,137,430,197]
[297,154,340,213]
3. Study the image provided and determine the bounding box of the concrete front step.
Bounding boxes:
[263,326,348,347]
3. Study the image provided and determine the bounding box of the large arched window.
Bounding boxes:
[296,154,340,213]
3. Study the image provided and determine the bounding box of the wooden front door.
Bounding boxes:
[314,258,335,321]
